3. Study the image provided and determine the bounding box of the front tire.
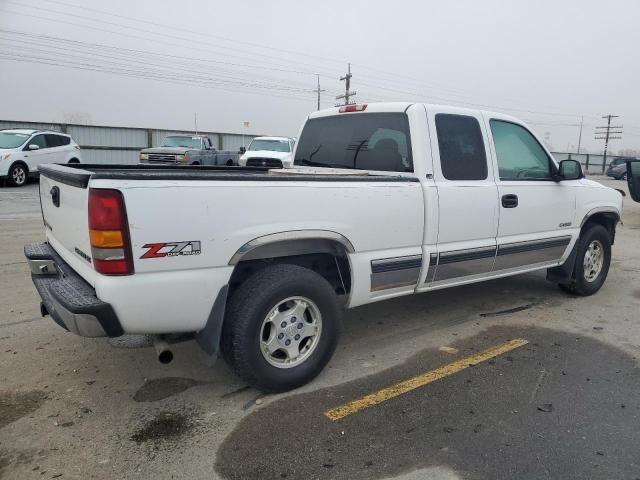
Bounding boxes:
[559,224,611,296]
[8,163,28,187]
[221,264,341,393]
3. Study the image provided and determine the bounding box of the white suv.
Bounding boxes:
[0,129,82,187]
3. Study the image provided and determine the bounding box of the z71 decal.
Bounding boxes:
[141,241,201,259]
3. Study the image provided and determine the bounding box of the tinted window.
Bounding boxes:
[26,134,47,149]
[45,134,70,147]
[490,120,552,180]
[435,114,487,180]
[294,113,412,172]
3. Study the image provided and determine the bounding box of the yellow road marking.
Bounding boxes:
[324,338,529,421]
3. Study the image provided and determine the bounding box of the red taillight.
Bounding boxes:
[339,104,367,113]
[88,188,133,275]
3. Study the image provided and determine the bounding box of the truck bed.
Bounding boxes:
[39,163,418,188]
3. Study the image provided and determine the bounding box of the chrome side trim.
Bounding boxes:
[497,236,572,256]
[438,246,497,265]
[494,235,571,272]
[371,255,422,273]
[229,230,355,265]
[433,246,496,282]
[370,255,422,291]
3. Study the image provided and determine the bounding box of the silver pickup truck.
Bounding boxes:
[139,134,240,166]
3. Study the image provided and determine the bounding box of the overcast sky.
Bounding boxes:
[1,0,639,154]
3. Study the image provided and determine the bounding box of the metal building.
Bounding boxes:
[0,120,260,165]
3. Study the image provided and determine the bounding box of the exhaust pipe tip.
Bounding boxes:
[153,339,174,364]
[158,350,173,365]
[158,349,174,364]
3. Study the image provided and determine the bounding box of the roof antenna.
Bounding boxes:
[194,112,199,135]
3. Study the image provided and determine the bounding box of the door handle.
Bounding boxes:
[501,194,518,208]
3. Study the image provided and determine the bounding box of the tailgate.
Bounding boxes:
[39,165,96,285]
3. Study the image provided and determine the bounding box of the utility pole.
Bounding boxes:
[595,114,623,166]
[194,112,198,134]
[314,74,325,111]
[335,63,356,106]
[576,116,583,154]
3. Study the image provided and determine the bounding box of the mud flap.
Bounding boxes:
[546,241,579,286]
[195,284,229,356]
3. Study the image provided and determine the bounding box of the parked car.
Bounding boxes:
[0,129,81,187]
[607,157,630,180]
[139,134,240,166]
[239,136,295,168]
[25,102,623,393]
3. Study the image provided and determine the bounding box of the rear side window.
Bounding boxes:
[490,120,552,180]
[294,113,413,172]
[435,114,488,181]
[45,134,70,147]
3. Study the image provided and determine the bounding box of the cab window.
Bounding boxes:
[490,120,553,180]
[435,114,487,180]
[294,113,412,172]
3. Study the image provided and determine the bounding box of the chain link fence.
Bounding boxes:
[551,152,638,176]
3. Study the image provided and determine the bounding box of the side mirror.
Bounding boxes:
[557,159,583,181]
[239,146,246,154]
[627,160,640,202]
[28,144,40,151]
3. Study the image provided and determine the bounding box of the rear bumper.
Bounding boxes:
[25,242,123,337]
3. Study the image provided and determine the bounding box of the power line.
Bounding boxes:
[594,114,623,165]
[314,74,326,111]
[39,0,349,67]
[0,3,630,125]
[0,5,604,122]
[0,7,340,78]
[336,63,356,106]
[37,0,602,118]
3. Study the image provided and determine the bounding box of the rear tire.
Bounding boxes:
[8,163,28,187]
[221,264,341,393]
[559,224,611,296]
[68,158,80,164]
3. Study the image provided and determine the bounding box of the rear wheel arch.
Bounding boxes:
[68,158,80,164]
[228,232,354,297]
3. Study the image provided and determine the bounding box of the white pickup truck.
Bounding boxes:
[25,103,623,392]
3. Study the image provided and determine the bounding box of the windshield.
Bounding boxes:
[161,136,203,148]
[0,132,30,149]
[248,139,291,153]
[294,113,413,172]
